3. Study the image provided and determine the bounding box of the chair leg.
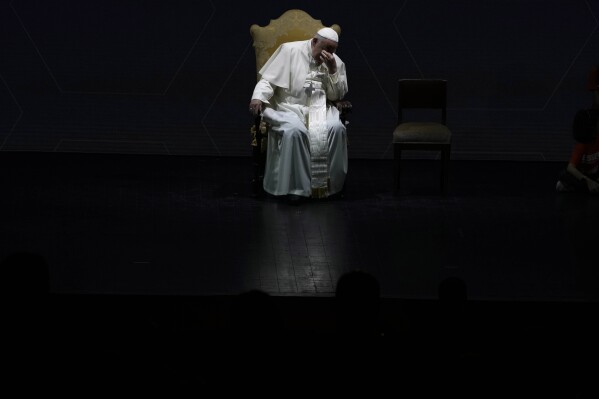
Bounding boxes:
[394,145,401,190]
[440,146,450,194]
[252,145,264,197]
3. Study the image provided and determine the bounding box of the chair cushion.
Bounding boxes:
[393,122,451,143]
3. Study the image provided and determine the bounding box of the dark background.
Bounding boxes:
[1,0,598,160]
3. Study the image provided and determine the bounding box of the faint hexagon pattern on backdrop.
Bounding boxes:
[395,0,597,109]
[12,1,213,94]
[0,77,21,148]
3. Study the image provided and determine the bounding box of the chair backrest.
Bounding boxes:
[398,79,447,125]
[250,9,341,81]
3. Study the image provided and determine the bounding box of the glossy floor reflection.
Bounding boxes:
[1,151,597,302]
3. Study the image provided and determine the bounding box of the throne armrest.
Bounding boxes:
[334,100,352,125]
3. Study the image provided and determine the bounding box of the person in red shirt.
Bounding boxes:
[556,66,599,193]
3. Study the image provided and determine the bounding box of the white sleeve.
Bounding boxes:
[325,62,348,101]
[251,78,274,104]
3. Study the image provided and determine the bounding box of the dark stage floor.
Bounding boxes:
[2,151,598,395]
[1,151,597,301]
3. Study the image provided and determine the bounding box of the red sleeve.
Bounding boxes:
[569,143,585,165]
[589,66,599,91]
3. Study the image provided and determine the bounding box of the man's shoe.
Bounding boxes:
[556,180,574,193]
[327,191,345,201]
[287,194,304,205]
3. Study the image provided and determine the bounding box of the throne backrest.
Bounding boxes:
[250,9,341,81]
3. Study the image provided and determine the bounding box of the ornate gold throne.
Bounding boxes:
[250,9,351,195]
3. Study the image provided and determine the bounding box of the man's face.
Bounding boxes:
[311,37,338,65]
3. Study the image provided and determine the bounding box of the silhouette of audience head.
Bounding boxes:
[1,252,49,296]
[1,252,50,331]
[228,289,282,338]
[335,270,381,337]
[438,276,467,304]
[438,276,468,326]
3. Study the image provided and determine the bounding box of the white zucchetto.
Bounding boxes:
[316,27,338,43]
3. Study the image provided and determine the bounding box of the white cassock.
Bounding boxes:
[251,39,349,198]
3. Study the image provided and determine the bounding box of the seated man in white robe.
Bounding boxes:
[249,28,349,203]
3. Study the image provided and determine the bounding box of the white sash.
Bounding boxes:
[304,78,329,198]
